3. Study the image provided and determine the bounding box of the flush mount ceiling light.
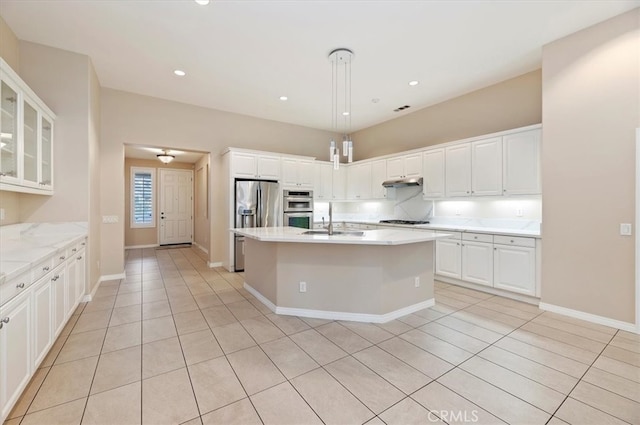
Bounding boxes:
[173,69,186,77]
[194,0,210,5]
[279,96,288,101]
[157,150,175,164]
[328,48,354,170]
[408,80,419,86]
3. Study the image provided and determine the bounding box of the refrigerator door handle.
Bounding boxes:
[256,184,262,227]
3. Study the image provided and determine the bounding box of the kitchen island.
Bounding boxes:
[231,226,448,323]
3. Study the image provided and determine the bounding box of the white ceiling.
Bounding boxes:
[1,1,638,133]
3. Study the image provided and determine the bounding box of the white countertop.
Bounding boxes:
[0,222,88,285]
[232,226,448,245]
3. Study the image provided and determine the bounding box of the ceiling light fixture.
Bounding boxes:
[408,80,419,86]
[194,0,210,5]
[173,70,186,77]
[279,96,288,101]
[328,48,354,170]
[157,150,175,164]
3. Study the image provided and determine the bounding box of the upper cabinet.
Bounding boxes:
[347,162,372,200]
[231,152,280,180]
[386,153,422,180]
[313,162,347,200]
[370,159,387,199]
[0,59,56,195]
[503,129,541,195]
[445,144,471,197]
[422,148,445,198]
[471,137,502,196]
[282,158,314,188]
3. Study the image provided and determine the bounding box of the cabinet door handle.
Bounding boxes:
[510,240,514,243]
[494,247,497,251]
[60,255,66,260]
[82,242,86,246]
[457,243,460,246]
[16,283,25,289]
[52,275,60,281]
[72,248,77,252]
[43,266,50,272]
[1,317,9,324]
[77,256,83,260]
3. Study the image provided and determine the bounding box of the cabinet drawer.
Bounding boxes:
[33,257,54,281]
[54,249,69,267]
[493,235,535,248]
[462,232,493,243]
[0,270,32,306]
[436,231,462,240]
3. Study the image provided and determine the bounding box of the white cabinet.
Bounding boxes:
[445,144,471,197]
[282,158,314,188]
[74,247,86,303]
[0,290,31,422]
[471,137,502,196]
[493,235,536,296]
[461,234,494,287]
[32,277,52,367]
[231,152,280,180]
[0,58,55,195]
[332,166,347,200]
[314,162,333,200]
[386,153,422,179]
[51,265,66,338]
[347,162,372,200]
[370,160,387,199]
[423,148,445,198]
[503,129,541,195]
[435,232,462,279]
[66,255,77,319]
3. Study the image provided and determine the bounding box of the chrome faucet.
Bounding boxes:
[327,202,334,235]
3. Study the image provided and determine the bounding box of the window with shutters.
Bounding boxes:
[131,167,155,228]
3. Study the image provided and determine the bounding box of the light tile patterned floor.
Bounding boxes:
[5,247,640,425]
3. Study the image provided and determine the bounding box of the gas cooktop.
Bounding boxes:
[379,219,430,225]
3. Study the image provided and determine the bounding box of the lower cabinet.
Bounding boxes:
[435,231,536,297]
[0,290,32,422]
[0,237,87,423]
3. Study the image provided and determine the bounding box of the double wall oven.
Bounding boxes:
[283,189,314,229]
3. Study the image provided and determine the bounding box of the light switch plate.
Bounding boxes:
[102,215,119,224]
[620,223,632,236]
[0,208,5,220]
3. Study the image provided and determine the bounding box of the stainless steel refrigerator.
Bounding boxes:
[234,179,281,271]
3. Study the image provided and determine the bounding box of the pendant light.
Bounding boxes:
[328,48,354,169]
[157,150,175,164]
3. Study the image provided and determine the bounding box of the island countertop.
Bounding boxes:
[231,226,449,246]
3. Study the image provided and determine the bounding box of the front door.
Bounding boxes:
[159,169,193,245]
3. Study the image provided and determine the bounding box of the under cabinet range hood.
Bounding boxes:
[382,177,423,188]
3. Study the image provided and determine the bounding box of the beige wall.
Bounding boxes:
[101,88,340,275]
[124,158,195,247]
[17,41,90,223]
[88,59,101,293]
[541,9,639,324]
[353,70,542,159]
[194,154,210,252]
[0,15,19,70]
[0,191,20,225]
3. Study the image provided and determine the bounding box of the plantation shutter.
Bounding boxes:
[133,171,153,224]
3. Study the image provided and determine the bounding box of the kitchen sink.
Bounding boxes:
[303,230,365,236]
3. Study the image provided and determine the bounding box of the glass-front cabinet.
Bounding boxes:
[0,58,55,194]
[0,80,19,184]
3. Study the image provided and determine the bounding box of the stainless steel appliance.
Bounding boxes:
[235,179,281,271]
[283,189,314,229]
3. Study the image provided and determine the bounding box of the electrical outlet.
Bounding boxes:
[516,207,524,217]
[414,276,420,288]
[620,223,632,236]
[0,208,5,220]
[455,207,461,216]
[102,215,119,224]
[299,281,307,293]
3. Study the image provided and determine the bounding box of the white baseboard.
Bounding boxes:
[208,261,223,268]
[82,278,102,302]
[125,244,159,249]
[193,242,209,254]
[539,302,637,333]
[99,272,126,282]
[244,282,435,323]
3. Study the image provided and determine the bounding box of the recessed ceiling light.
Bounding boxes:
[371,98,380,103]
[194,0,210,5]
[174,69,186,77]
[342,111,350,116]
[279,96,288,101]
[408,80,419,86]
